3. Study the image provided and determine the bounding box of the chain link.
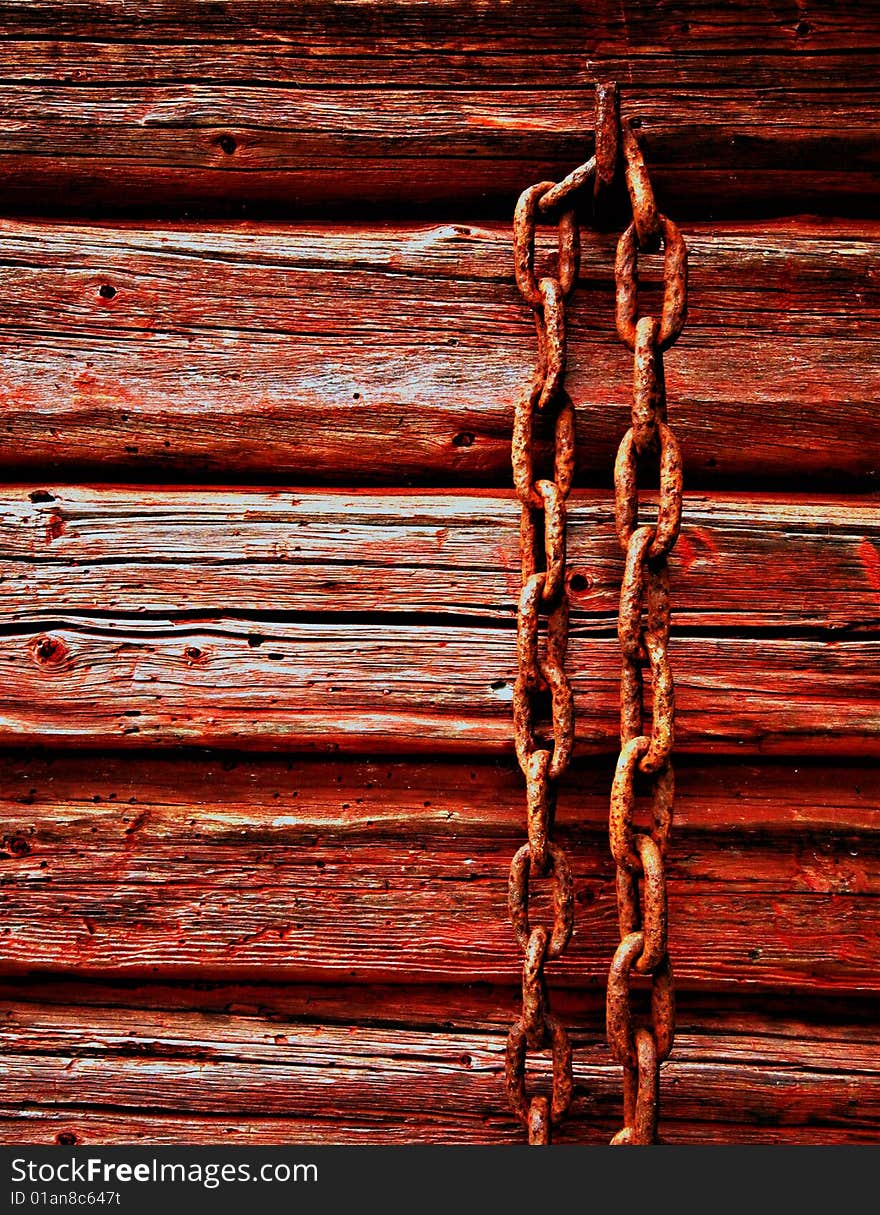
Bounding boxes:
[505,84,619,1147]
[607,116,687,1146]
[507,84,686,1146]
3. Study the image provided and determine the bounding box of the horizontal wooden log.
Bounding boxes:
[0,219,876,485]
[0,622,877,754]
[4,487,879,632]
[1,485,878,749]
[2,752,877,837]
[0,998,876,1143]
[4,2,876,71]
[1,754,877,989]
[0,3,876,214]
[2,489,879,757]
[3,1112,875,1147]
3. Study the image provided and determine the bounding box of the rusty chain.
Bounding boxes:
[507,84,687,1146]
[607,108,687,1147]
[505,91,616,1150]
[506,85,624,1146]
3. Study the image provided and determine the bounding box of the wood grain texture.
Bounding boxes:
[0,998,877,1143]
[1,486,880,753]
[1,485,878,749]
[0,2,876,214]
[3,622,880,754]
[4,487,879,631]
[0,219,877,485]
[3,0,877,1150]
[1,754,877,989]
[3,1112,875,1146]
[2,751,877,837]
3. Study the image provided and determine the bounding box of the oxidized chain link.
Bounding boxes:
[506,86,687,1146]
[505,86,621,1146]
[606,115,687,1146]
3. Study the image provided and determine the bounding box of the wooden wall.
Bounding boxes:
[0,0,878,1144]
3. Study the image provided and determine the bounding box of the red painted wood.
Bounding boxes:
[0,220,876,485]
[1,754,876,989]
[0,997,876,1143]
[4,1,874,67]
[3,1113,874,1147]
[1,752,876,836]
[0,0,875,1150]
[0,3,876,214]
[1,624,877,754]
[3,487,878,630]
[0,489,878,755]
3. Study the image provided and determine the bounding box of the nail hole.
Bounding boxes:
[569,572,590,592]
[629,116,642,129]
[98,284,116,300]
[185,646,202,661]
[28,490,55,503]
[795,20,811,36]
[218,134,237,155]
[452,432,475,448]
[56,1132,78,1145]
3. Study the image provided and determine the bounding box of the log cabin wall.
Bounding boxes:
[0,0,877,1145]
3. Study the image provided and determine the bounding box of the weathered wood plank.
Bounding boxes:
[0,999,876,1143]
[0,220,877,484]
[1,752,877,837]
[0,622,877,754]
[1,862,875,989]
[3,488,879,631]
[1,755,877,989]
[3,1111,875,1147]
[0,3,876,214]
[2,489,878,753]
[3,2,876,67]
[1,484,877,759]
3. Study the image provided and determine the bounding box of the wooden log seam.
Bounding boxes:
[1,1111,875,1147]
[4,973,879,1033]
